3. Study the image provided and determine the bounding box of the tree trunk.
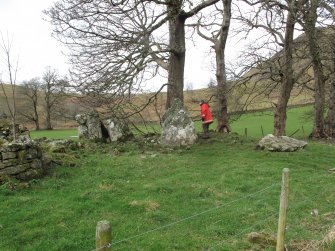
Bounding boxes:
[305,0,327,138]
[326,81,335,137]
[326,53,335,137]
[215,0,232,133]
[34,117,40,130]
[273,1,295,136]
[33,100,40,130]
[310,56,326,138]
[45,95,52,130]
[166,6,186,109]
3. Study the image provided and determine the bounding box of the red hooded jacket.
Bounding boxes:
[200,102,213,124]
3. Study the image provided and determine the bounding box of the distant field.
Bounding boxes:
[30,105,313,140]
[30,129,78,139]
[229,105,313,139]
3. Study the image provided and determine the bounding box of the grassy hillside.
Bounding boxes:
[3,27,334,129]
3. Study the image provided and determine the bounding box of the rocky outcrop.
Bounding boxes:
[161,99,197,146]
[256,134,308,152]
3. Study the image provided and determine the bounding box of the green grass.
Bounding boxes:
[30,129,78,140]
[30,105,312,140]
[1,135,334,250]
[230,105,313,139]
[2,105,333,250]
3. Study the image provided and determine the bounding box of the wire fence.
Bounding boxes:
[91,182,281,251]
[92,169,334,251]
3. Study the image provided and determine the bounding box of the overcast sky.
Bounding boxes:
[0,0,243,90]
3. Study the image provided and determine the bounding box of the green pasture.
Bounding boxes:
[30,129,78,140]
[2,104,333,251]
[229,105,313,139]
[30,105,314,140]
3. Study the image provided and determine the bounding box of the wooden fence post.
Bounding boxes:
[261,125,264,137]
[245,128,248,137]
[96,220,112,251]
[276,168,290,251]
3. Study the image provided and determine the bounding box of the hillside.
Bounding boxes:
[1,26,334,128]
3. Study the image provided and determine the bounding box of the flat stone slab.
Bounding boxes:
[256,134,308,152]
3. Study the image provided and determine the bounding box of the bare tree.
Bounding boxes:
[233,0,300,136]
[326,74,335,137]
[273,0,297,136]
[45,0,220,113]
[41,67,66,130]
[196,0,232,132]
[21,78,42,130]
[298,0,335,138]
[325,27,335,137]
[0,32,19,140]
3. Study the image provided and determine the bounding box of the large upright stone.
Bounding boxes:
[161,99,197,146]
[256,134,308,152]
[103,118,133,142]
[75,111,104,141]
[86,111,103,140]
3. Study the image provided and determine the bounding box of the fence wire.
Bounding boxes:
[108,182,280,250]
[91,168,334,251]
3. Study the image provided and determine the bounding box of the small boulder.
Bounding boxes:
[256,134,307,152]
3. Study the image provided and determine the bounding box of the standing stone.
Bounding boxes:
[104,118,133,142]
[161,98,197,146]
[86,111,103,140]
[75,113,89,140]
[75,111,104,141]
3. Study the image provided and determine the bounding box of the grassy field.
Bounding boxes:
[30,129,78,140]
[1,105,334,251]
[29,105,314,140]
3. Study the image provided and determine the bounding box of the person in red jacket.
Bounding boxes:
[200,100,213,138]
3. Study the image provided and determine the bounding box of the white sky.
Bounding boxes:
[0,0,69,83]
[0,0,243,90]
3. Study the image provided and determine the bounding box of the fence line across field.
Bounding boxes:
[208,179,324,251]
[91,181,281,251]
[92,168,334,251]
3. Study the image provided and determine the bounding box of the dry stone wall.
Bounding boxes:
[0,141,44,181]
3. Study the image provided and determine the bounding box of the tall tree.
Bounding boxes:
[234,0,298,136]
[273,0,297,136]
[45,0,220,112]
[298,0,334,138]
[21,78,42,130]
[196,0,232,132]
[325,27,335,137]
[42,67,66,130]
